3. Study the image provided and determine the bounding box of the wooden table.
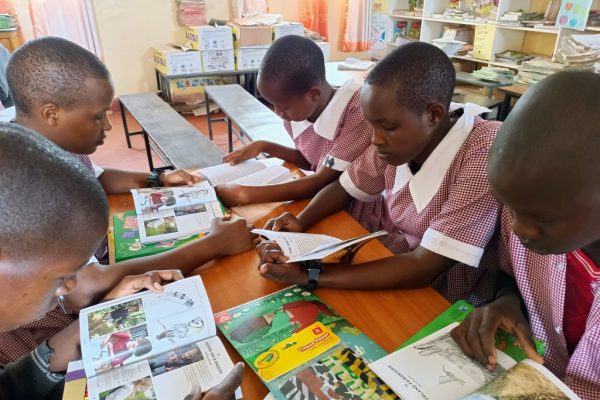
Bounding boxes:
[325,61,369,88]
[455,71,514,98]
[108,194,449,399]
[497,84,529,121]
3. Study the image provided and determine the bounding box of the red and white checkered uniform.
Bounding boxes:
[343,105,502,306]
[283,81,373,172]
[0,153,104,365]
[499,208,600,399]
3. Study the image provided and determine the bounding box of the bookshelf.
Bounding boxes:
[385,0,600,70]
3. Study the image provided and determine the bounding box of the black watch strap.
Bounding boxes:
[146,170,164,188]
[304,260,323,291]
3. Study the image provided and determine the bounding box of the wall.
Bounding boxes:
[13,0,34,42]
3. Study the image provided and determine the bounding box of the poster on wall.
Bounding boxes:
[555,0,593,30]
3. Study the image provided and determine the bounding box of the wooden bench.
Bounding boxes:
[204,84,294,153]
[118,93,225,171]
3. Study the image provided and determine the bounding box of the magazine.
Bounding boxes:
[199,158,293,186]
[252,229,388,263]
[369,323,581,400]
[79,277,240,400]
[130,181,225,244]
[215,285,398,400]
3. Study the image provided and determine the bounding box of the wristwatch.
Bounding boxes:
[303,260,324,291]
[146,170,164,187]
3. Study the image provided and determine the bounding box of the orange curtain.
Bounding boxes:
[341,0,371,52]
[302,0,328,40]
[0,0,24,44]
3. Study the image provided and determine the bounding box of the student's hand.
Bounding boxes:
[215,183,252,207]
[259,261,307,285]
[263,212,303,232]
[160,169,204,186]
[102,270,184,301]
[223,141,264,165]
[450,293,543,370]
[257,241,288,264]
[208,218,261,256]
[186,362,244,400]
[47,321,82,372]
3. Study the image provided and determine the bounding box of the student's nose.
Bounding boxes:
[371,128,385,147]
[103,115,112,132]
[273,106,285,119]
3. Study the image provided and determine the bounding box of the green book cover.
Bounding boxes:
[215,286,399,400]
[112,210,203,262]
[398,300,545,361]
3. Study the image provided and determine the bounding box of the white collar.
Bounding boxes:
[391,103,490,213]
[290,80,361,139]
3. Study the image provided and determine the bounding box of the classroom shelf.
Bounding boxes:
[494,24,560,34]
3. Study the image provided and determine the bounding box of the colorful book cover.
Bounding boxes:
[215,286,397,400]
[113,210,203,262]
[398,300,545,362]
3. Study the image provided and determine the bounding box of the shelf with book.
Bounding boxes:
[489,59,522,68]
[390,13,424,20]
[494,23,560,33]
[422,17,483,26]
[452,54,488,62]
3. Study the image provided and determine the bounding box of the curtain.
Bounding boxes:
[302,0,328,40]
[28,0,103,57]
[341,0,371,52]
[0,0,24,44]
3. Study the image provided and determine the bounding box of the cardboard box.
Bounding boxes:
[154,45,202,75]
[235,46,269,70]
[230,23,273,47]
[201,49,235,72]
[272,22,304,41]
[186,25,233,51]
[315,41,330,61]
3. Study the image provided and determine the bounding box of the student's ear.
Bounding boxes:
[308,87,321,102]
[54,275,78,297]
[425,103,446,127]
[40,103,60,128]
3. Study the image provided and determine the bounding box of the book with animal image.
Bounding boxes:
[130,181,226,244]
[370,323,581,400]
[199,158,293,186]
[215,285,398,400]
[112,210,204,262]
[252,229,388,263]
[78,277,240,400]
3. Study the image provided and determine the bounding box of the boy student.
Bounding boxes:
[451,71,600,398]
[258,42,502,306]
[1,36,259,365]
[0,124,243,400]
[215,35,373,207]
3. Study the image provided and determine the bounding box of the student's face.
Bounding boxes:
[257,76,320,122]
[490,173,600,254]
[360,83,440,166]
[54,78,115,154]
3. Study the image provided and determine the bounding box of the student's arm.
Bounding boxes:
[216,165,343,207]
[224,140,311,170]
[66,219,260,308]
[186,362,244,400]
[450,273,543,370]
[98,168,202,194]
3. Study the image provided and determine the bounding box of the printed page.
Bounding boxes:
[231,165,293,186]
[461,359,581,400]
[131,181,218,214]
[252,229,341,260]
[293,230,388,263]
[369,323,517,400]
[200,158,284,186]
[80,277,217,378]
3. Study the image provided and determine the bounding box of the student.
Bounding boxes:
[215,35,373,207]
[0,124,242,400]
[258,42,502,306]
[451,71,600,398]
[1,36,259,365]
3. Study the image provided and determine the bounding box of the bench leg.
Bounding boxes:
[205,91,213,140]
[227,117,233,153]
[142,129,154,171]
[119,100,132,149]
[499,94,512,121]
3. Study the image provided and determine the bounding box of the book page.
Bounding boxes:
[369,323,517,400]
[252,229,341,260]
[80,277,216,378]
[131,181,218,214]
[231,165,293,186]
[462,359,581,400]
[200,158,284,186]
[87,337,241,400]
[293,230,387,263]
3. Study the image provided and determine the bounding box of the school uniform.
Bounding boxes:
[499,208,600,399]
[342,103,502,306]
[283,80,373,172]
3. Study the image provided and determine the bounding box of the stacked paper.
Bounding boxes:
[554,34,600,71]
[176,0,206,26]
[514,58,565,86]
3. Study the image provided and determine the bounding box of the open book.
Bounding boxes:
[369,323,581,400]
[199,158,293,187]
[79,277,240,400]
[252,229,387,263]
[130,181,225,244]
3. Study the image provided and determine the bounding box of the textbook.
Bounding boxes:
[252,229,388,263]
[79,277,240,400]
[199,158,293,186]
[215,285,399,400]
[370,323,580,400]
[130,181,225,244]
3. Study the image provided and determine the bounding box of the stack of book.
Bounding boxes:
[471,66,515,82]
[176,0,206,26]
[554,34,600,71]
[497,10,544,26]
[495,50,534,65]
[514,58,564,86]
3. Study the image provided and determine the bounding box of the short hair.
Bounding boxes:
[259,35,325,96]
[7,36,111,115]
[0,122,108,262]
[366,41,455,114]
